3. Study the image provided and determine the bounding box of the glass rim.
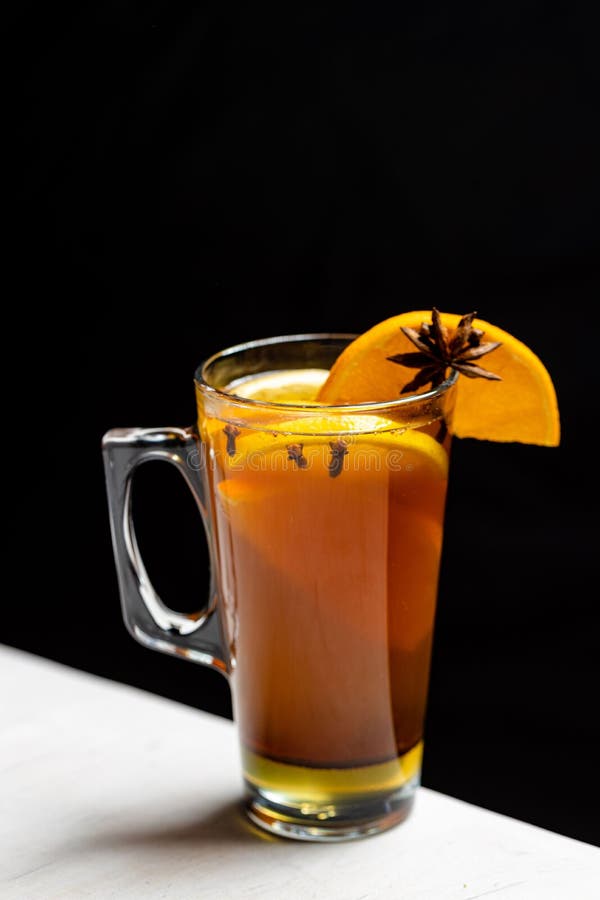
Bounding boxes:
[195,332,459,413]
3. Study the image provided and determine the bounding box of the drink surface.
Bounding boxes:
[202,368,449,802]
[226,368,330,403]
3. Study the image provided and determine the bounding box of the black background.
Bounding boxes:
[16,3,599,846]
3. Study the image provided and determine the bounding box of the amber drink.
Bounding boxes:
[196,336,456,839]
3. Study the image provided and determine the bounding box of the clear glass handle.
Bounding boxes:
[102,426,228,674]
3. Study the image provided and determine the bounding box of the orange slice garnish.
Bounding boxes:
[318,311,560,446]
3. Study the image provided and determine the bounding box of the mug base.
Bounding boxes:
[244,776,418,842]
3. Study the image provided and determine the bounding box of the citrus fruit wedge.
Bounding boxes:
[318,311,560,446]
[215,422,448,647]
[220,418,449,471]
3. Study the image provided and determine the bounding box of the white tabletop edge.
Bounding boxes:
[1,644,598,900]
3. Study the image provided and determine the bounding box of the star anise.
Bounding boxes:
[387,308,503,393]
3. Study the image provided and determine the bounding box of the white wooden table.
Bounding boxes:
[1,646,597,899]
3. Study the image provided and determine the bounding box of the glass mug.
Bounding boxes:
[103,335,457,841]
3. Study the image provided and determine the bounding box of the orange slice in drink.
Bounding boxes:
[215,422,448,652]
[318,311,560,446]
